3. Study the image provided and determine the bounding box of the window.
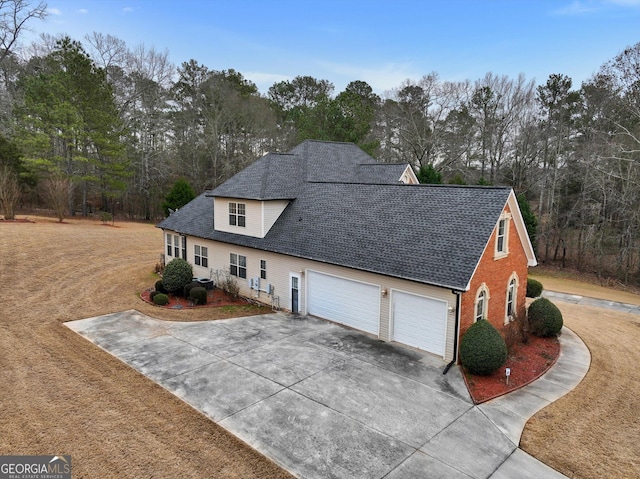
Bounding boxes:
[506,275,518,323]
[181,236,187,259]
[475,284,490,322]
[496,219,506,253]
[195,245,208,268]
[260,259,267,280]
[166,233,172,257]
[230,253,247,279]
[173,234,180,258]
[229,202,246,227]
[495,213,511,257]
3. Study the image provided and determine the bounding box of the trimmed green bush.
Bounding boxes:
[153,293,169,306]
[149,290,160,301]
[162,258,193,295]
[526,278,543,298]
[183,281,200,298]
[155,279,167,294]
[459,319,508,375]
[189,286,207,305]
[528,297,563,337]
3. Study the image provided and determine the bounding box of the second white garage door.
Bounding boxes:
[392,291,447,357]
[307,271,380,335]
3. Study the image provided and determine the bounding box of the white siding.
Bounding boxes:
[178,236,458,362]
[213,197,288,238]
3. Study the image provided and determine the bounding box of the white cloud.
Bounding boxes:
[123,7,134,13]
[77,9,88,14]
[48,7,62,15]
[244,71,291,91]
[317,61,419,94]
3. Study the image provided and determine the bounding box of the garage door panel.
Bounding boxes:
[392,291,447,356]
[307,271,379,335]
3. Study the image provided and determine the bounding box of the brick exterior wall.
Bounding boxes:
[459,204,529,342]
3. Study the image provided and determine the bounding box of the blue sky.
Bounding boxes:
[23,0,640,94]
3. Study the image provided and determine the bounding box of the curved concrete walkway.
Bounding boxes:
[543,290,640,315]
[66,311,590,479]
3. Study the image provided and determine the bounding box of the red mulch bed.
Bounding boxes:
[463,335,560,404]
[140,288,246,309]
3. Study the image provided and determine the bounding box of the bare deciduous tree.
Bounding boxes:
[0,0,48,63]
[0,163,20,219]
[41,175,71,222]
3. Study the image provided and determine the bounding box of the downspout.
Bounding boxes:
[443,291,462,375]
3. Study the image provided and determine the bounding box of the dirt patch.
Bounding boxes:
[0,217,293,479]
[464,335,560,404]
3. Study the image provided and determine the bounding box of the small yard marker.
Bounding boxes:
[505,367,511,385]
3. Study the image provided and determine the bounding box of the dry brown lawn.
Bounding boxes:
[2,218,639,478]
[523,272,640,477]
[0,217,293,479]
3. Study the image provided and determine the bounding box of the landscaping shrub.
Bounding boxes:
[153,293,169,306]
[155,279,167,294]
[149,290,160,301]
[162,258,193,295]
[459,319,508,375]
[526,278,543,298]
[215,268,240,299]
[528,297,563,337]
[189,286,207,305]
[183,281,200,298]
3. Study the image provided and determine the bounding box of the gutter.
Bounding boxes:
[443,290,462,375]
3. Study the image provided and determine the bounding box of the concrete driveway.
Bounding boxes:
[66,311,585,479]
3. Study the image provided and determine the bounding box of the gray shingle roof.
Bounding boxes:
[158,140,511,291]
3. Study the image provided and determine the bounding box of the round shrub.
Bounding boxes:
[149,290,160,301]
[189,286,207,305]
[528,297,563,337]
[526,278,543,298]
[155,279,167,294]
[153,293,169,306]
[183,281,200,298]
[459,319,508,376]
[162,258,193,295]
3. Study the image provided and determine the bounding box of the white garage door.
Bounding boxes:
[392,291,447,356]
[307,271,380,335]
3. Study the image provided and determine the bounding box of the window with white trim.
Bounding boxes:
[230,253,247,279]
[495,212,511,258]
[173,234,180,258]
[475,284,490,322]
[166,233,172,257]
[505,274,518,323]
[229,202,246,227]
[260,259,267,280]
[194,245,208,268]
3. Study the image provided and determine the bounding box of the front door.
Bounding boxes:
[290,273,300,314]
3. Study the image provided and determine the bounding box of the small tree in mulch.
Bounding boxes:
[460,319,508,376]
[162,258,193,295]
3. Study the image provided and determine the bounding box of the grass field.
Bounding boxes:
[1,217,638,478]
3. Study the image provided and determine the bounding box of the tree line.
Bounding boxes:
[0,2,639,285]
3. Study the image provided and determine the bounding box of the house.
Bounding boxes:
[157,140,537,363]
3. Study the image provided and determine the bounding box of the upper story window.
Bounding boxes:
[194,245,208,268]
[166,233,172,257]
[229,202,246,227]
[495,213,511,258]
